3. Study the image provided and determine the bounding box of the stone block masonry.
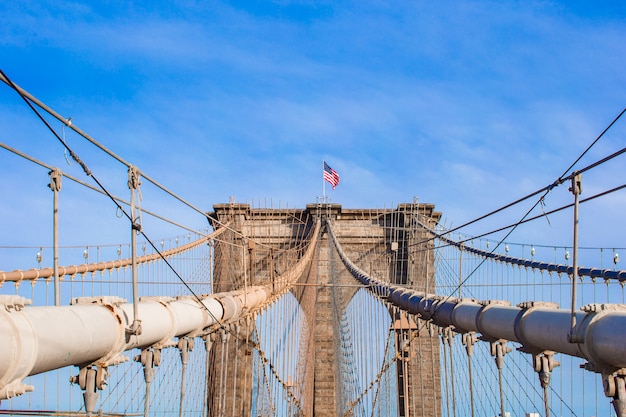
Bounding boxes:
[207,201,442,417]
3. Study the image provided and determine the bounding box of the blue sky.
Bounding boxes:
[1,0,625,259]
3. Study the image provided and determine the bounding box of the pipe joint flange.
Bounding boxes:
[513,302,558,352]
[581,303,626,314]
[475,300,511,340]
[478,299,511,307]
[0,295,32,312]
[0,380,34,400]
[517,301,559,310]
[71,295,126,308]
[70,296,128,367]
[140,295,175,304]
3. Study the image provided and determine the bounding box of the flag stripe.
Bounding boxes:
[323,162,340,189]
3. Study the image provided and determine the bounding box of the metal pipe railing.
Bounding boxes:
[0,220,320,402]
[326,218,626,371]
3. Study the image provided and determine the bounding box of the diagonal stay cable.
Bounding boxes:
[0,141,212,238]
[409,110,626,249]
[0,68,223,324]
[409,127,626,257]
[421,143,626,282]
[326,107,626,372]
[412,107,626,339]
[429,182,626,254]
[0,69,259,245]
[0,70,210,219]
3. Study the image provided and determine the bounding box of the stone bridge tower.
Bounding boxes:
[207,201,441,417]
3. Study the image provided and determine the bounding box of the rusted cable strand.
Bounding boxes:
[0,225,230,284]
[420,219,626,282]
[1,69,260,327]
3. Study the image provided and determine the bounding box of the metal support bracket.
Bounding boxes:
[70,365,108,414]
[490,339,511,370]
[489,339,511,417]
[178,337,194,365]
[0,381,34,401]
[135,347,161,384]
[533,351,560,388]
[48,168,63,192]
[462,332,478,357]
[69,296,129,367]
[530,351,560,417]
[602,371,626,417]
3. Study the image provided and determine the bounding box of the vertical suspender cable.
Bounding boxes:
[463,332,476,417]
[418,320,425,417]
[128,166,142,335]
[178,338,189,417]
[568,173,582,343]
[218,328,227,416]
[231,324,240,417]
[441,331,450,417]
[203,335,213,417]
[242,316,251,416]
[448,331,457,417]
[223,328,231,415]
[49,168,62,306]
[431,324,439,417]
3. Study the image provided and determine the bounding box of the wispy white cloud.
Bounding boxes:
[1,0,625,253]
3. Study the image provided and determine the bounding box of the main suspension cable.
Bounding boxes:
[0,141,212,238]
[0,68,225,325]
[413,108,626,248]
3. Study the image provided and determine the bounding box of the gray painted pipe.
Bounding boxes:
[0,218,320,400]
[327,220,626,373]
[0,286,268,400]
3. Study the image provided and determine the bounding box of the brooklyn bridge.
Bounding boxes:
[1,75,626,417]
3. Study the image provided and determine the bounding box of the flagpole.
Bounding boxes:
[322,160,326,201]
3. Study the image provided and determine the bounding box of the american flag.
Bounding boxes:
[323,162,340,189]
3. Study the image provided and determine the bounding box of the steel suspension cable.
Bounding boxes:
[0,71,215,222]
[1,69,234,327]
[429,181,626,254]
[409,118,626,252]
